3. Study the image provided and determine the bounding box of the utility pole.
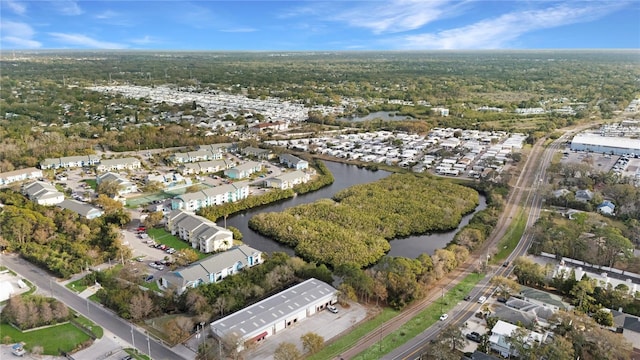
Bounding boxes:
[131,325,135,352]
[147,332,151,359]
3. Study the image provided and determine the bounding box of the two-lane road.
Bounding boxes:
[0,254,190,360]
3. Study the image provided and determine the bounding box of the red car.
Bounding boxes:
[136,226,146,232]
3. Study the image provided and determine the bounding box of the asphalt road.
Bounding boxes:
[384,128,586,360]
[0,254,190,360]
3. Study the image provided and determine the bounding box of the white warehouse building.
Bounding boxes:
[570,133,640,156]
[210,278,338,351]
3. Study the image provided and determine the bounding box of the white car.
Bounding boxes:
[439,313,448,321]
[478,296,487,304]
[327,305,339,314]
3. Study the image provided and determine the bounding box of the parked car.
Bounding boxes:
[439,313,449,321]
[466,331,481,342]
[497,296,508,303]
[327,305,339,314]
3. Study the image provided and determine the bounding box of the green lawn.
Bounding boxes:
[72,314,104,339]
[147,228,207,259]
[66,278,89,293]
[0,322,91,355]
[351,273,485,359]
[81,179,97,190]
[493,209,526,263]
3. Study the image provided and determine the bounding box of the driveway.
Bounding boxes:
[240,301,368,360]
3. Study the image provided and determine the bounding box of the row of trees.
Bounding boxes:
[513,257,639,318]
[0,189,130,278]
[530,212,635,269]
[249,173,479,268]
[198,159,334,222]
[2,295,70,330]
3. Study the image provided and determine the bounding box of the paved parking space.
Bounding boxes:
[240,301,368,360]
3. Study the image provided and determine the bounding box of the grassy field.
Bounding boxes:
[310,273,484,360]
[0,322,91,355]
[147,228,207,260]
[66,278,89,293]
[492,209,526,263]
[351,273,484,359]
[81,179,97,190]
[72,314,104,339]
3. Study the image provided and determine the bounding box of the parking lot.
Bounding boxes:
[238,301,368,360]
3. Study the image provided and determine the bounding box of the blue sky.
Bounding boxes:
[1,1,639,50]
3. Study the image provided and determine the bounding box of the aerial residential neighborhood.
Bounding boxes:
[1,45,640,360]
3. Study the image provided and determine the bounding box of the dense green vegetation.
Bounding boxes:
[2,51,638,169]
[2,295,71,330]
[249,174,478,268]
[0,189,130,278]
[530,211,637,271]
[198,159,334,221]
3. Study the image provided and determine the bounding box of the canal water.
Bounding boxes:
[227,161,486,258]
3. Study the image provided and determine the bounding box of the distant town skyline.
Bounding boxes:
[1,1,639,51]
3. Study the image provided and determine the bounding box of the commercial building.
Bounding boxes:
[210,278,338,351]
[570,133,640,156]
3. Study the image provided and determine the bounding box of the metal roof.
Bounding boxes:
[210,278,336,338]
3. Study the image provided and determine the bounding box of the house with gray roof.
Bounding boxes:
[224,161,262,179]
[171,181,249,212]
[264,170,311,190]
[96,172,137,195]
[575,189,594,202]
[612,311,640,352]
[0,167,43,186]
[57,199,103,219]
[40,154,101,170]
[198,143,234,153]
[165,210,233,253]
[170,149,224,164]
[22,181,64,206]
[278,154,308,170]
[178,159,235,175]
[96,157,141,172]
[210,278,337,351]
[160,244,262,294]
[240,146,273,160]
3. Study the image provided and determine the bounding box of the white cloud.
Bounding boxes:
[4,0,27,15]
[95,10,119,20]
[48,33,126,49]
[220,28,257,33]
[397,2,627,49]
[334,0,453,34]
[0,20,41,48]
[130,35,161,45]
[53,0,83,16]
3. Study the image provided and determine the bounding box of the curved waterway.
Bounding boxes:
[226,161,487,258]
